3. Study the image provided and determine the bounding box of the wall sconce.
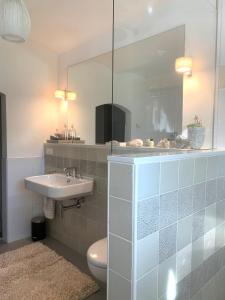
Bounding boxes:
[175,57,193,76]
[54,89,76,101]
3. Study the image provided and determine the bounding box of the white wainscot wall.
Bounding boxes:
[7,157,44,242]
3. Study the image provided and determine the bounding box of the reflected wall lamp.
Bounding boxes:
[175,57,193,76]
[0,0,31,43]
[54,89,77,101]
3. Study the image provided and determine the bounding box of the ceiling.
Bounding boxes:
[23,0,185,90]
[23,0,179,55]
[9,0,217,56]
[24,0,112,54]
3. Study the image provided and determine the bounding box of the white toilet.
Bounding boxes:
[87,238,107,283]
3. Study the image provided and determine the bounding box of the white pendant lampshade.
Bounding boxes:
[0,0,31,43]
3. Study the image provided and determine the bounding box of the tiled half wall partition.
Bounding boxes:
[108,151,225,300]
[44,143,109,256]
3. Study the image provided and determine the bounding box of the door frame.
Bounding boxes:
[0,93,7,241]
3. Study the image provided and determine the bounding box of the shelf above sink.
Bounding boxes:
[25,173,94,201]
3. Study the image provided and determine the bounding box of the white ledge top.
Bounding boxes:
[108,148,225,164]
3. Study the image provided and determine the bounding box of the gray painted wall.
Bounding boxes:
[44,143,109,256]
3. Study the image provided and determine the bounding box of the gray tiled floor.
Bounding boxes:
[0,237,106,300]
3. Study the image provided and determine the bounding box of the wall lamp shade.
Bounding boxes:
[54,89,65,101]
[0,0,31,43]
[66,91,77,101]
[54,89,77,101]
[175,57,193,76]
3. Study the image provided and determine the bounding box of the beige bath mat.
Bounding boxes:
[0,242,99,300]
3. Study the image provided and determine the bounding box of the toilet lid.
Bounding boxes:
[87,238,107,268]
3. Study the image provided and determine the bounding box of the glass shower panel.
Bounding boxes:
[112,0,217,154]
[65,0,113,147]
[68,53,113,145]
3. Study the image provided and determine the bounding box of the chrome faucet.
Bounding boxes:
[64,167,80,179]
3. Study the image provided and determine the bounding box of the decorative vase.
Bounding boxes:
[187,127,205,149]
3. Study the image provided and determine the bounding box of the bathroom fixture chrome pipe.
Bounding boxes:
[59,197,85,218]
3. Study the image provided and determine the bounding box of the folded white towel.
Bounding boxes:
[43,197,55,220]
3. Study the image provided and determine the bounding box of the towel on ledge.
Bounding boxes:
[43,197,55,220]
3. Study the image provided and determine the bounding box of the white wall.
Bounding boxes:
[0,39,59,242]
[0,40,59,157]
[59,0,217,148]
[67,58,112,144]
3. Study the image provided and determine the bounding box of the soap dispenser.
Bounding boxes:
[150,138,155,148]
[71,124,76,140]
[64,124,68,140]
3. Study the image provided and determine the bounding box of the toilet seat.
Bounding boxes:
[87,238,107,269]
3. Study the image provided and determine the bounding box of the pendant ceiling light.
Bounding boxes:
[0,0,31,43]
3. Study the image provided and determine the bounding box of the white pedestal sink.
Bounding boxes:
[25,173,94,201]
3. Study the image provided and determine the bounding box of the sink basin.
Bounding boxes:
[25,173,94,200]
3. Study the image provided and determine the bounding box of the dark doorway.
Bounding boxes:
[95,104,126,144]
[0,93,7,239]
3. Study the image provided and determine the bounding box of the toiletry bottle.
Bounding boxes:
[150,138,155,148]
[64,124,68,140]
[71,125,76,140]
[145,139,151,147]
[164,139,170,148]
[68,126,72,140]
[55,129,59,139]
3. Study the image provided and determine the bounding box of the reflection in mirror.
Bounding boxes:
[113,26,184,143]
[68,52,112,145]
[68,26,184,146]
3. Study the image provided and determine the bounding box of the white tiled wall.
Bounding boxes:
[7,157,44,242]
[108,152,225,300]
[108,162,134,300]
[109,196,132,240]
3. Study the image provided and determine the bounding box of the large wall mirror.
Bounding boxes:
[68,25,184,145]
[66,0,217,149]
